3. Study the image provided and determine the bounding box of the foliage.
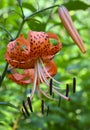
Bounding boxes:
[0,0,90,130]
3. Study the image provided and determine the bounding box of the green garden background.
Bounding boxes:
[0,0,90,130]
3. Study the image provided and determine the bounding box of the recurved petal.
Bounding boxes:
[5,34,30,62]
[5,55,36,69]
[27,30,50,58]
[42,55,55,62]
[8,68,34,85]
[44,60,57,77]
[47,32,62,55]
[58,6,86,53]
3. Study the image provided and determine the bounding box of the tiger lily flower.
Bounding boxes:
[5,30,70,104]
[5,31,62,69]
[58,6,86,53]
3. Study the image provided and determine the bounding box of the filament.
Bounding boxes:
[40,59,65,85]
[38,61,70,100]
[30,63,37,100]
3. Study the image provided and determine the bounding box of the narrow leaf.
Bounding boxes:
[0,102,19,110]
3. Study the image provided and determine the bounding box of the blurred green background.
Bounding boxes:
[0,0,90,130]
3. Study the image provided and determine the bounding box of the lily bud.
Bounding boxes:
[58,6,86,53]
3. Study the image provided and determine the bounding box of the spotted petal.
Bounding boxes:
[8,60,57,85]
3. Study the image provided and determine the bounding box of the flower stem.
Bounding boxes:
[25,4,59,20]
[15,20,25,38]
[0,26,14,40]
[0,62,8,87]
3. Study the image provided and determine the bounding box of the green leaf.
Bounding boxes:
[63,1,90,10]
[27,18,46,31]
[22,2,36,12]
[0,102,19,110]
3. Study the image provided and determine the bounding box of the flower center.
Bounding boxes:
[23,58,70,103]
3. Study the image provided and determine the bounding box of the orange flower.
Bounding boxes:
[5,6,86,114]
[5,31,62,69]
[6,31,70,103]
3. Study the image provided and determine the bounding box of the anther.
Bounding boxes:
[46,106,49,116]
[27,97,33,112]
[49,79,53,95]
[73,77,76,93]
[66,84,69,97]
[41,100,44,114]
[22,100,30,116]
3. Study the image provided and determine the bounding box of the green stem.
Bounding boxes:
[15,20,25,38]
[20,6,25,19]
[16,4,59,38]
[0,26,14,40]
[25,4,59,20]
[17,0,25,19]
[0,63,8,87]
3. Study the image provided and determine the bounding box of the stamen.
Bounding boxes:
[30,63,37,100]
[22,100,30,116]
[53,88,70,100]
[38,61,70,101]
[37,62,44,83]
[38,62,49,86]
[40,59,65,85]
[38,62,57,100]
[73,77,76,93]
[66,84,69,97]
[27,97,33,112]
[50,79,53,95]
[38,62,61,90]
[46,106,49,116]
[40,89,57,101]
[41,100,44,114]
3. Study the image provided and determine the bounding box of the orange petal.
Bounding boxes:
[5,55,36,69]
[42,55,54,62]
[58,6,86,53]
[5,34,30,62]
[44,60,57,77]
[8,68,34,85]
[47,32,62,55]
[27,31,50,58]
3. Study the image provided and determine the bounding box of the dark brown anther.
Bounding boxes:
[27,97,33,112]
[41,100,44,114]
[22,100,30,116]
[22,108,27,118]
[50,79,53,95]
[73,77,76,93]
[66,84,69,97]
[58,97,61,107]
[46,106,49,116]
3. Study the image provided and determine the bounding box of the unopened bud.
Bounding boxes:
[58,6,86,53]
